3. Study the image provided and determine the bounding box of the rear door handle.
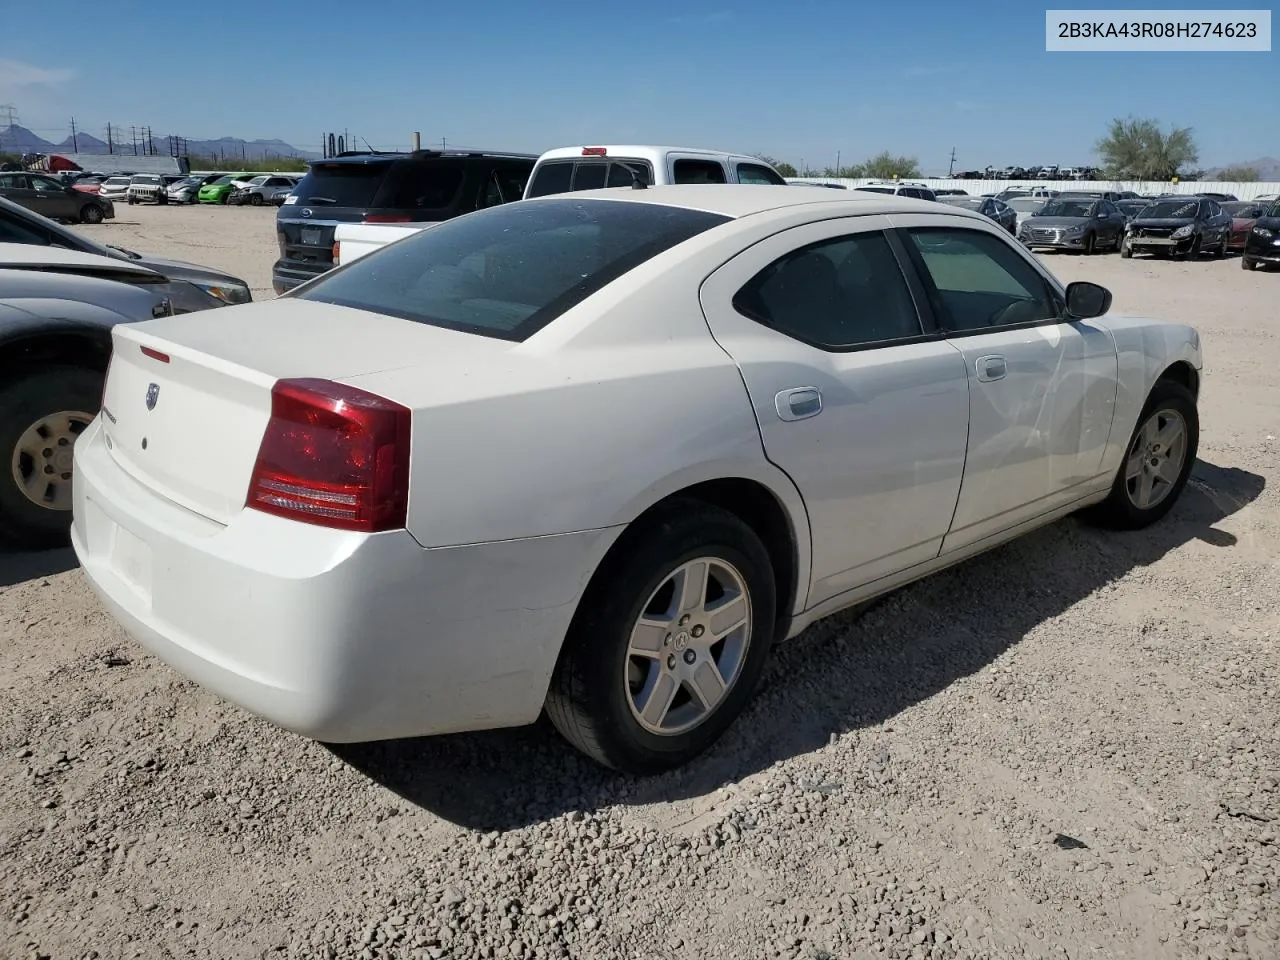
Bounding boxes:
[975,355,1007,382]
[775,387,823,421]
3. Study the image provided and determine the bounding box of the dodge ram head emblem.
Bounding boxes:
[145,383,160,410]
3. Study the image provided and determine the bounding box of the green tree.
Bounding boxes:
[1219,165,1260,182]
[752,154,797,178]
[861,151,921,179]
[1095,117,1199,180]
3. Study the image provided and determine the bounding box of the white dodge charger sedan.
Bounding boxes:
[72,185,1202,774]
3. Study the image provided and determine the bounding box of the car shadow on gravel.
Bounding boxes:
[330,459,1265,831]
[0,544,77,588]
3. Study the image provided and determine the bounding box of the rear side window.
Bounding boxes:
[854,186,894,195]
[376,162,465,210]
[673,159,727,184]
[736,162,786,185]
[292,162,392,208]
[295,199,731,341]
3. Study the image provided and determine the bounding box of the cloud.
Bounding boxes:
[0,58,77,89]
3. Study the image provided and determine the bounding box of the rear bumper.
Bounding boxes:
[71,418,614,742]
[271,260,327,295]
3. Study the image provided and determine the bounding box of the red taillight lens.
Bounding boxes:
[332,240,341,263]
[581,147,607,156]
[363,214,412,223]
[246,378,411,533]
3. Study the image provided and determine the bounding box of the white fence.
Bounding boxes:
[788,178,1280,201]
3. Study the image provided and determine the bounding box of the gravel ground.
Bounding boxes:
[1,204,1278,960]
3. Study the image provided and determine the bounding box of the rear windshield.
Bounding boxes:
[853,186,895,195]
[291,162,391,207]
[294,199,730,341]
[526,159,654,198]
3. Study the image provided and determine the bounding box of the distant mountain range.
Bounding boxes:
[0,124,320,161]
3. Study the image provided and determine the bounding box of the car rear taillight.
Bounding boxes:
[332,240,341,263]
[581,147,607,156]
[364,214,412,223]
[246,378,411,533]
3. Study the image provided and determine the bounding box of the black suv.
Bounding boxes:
[272,150,537,294]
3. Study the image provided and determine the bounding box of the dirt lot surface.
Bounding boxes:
[2,203,1278,960]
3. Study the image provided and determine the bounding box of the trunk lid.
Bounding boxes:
[100,299,505,524]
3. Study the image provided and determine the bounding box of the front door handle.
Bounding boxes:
[975,355,1007,382]
[775,386,823,421]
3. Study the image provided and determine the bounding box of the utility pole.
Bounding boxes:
[146,125,154,155]
[441,137,447,150]
[835,150,841,175]
[948,146,957,177]
[130,125,137,155]
[105,122,114,154]
[70,118,79,152]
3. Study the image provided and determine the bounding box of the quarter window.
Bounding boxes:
[733,232,923,349]
[905,227,1059,333]
[735,162,787,185]
[672,159,727,184]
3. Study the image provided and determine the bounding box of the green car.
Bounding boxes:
[198,174,250,204]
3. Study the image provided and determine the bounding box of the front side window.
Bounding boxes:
[905,227,1059,333]
[733,231,923,349]
[295,199,730,341]
[31,177,64,192]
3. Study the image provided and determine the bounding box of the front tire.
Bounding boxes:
[545,499,777,774]
[0,366,102,548]
[1083,232,1097,255]
[80,204,104,224]
[1085,379,1198,531]
[1242,256,1256,271]
[249,193,263,206]
[1120,239,1133,258]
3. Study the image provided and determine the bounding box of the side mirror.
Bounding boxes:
[1065,281,1111,319]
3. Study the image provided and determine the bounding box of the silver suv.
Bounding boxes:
[852,180,937,201]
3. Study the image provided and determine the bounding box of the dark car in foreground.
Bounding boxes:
[272,149,537,294]
[0,261,174,546]
[1121,196,1232,259]
[1019,196,1127,254]
[0,171,116,224]
[0,195,252,311]
[1242,200,1280,271]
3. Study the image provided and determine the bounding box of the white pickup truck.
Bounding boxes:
[330,145,787,267]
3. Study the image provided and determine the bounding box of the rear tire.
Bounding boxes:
[545,499,777,774]
[249,193,263,206]
[0,366,102,549]
[1083,379,1198,531]
[79,205,104,224]
[1242,256,1256,271]
[1120,239,1133,259]
[1083,232,1096,255]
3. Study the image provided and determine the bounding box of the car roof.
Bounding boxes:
[308,149,538,167]
[531,183,988,223]
[534,145,771,165]
[0,242,159,276]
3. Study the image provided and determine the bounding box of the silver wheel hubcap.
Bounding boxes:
[625,557,752,736]
[1124,408,1187,510]
[10,410,93,512]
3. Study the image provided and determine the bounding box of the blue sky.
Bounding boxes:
[2,0,1276,171]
